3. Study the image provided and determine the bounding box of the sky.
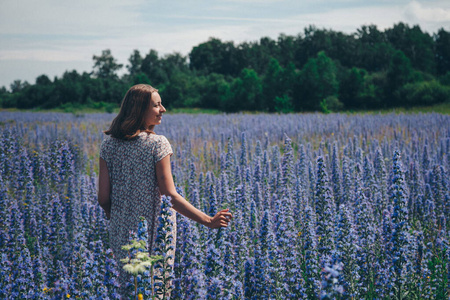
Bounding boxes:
[0,0,449,89]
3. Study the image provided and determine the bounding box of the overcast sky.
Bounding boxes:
[1,0,449,88]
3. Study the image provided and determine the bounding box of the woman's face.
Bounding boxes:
[145,92,166,128]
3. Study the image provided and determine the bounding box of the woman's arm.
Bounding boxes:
[98,157,111,219]
[156,155,232,228]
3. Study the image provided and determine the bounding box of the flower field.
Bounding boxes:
[0,111,449,299]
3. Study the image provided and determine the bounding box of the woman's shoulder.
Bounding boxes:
[100,135,118,159]
[101,134,124,146]
[101,135,114,146]
[139,132,168,143]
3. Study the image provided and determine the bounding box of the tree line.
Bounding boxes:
[1,22,450,113]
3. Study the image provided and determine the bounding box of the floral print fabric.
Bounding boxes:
[100,132,176,294]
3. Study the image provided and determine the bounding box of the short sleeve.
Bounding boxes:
[100,138,110,162]
[155,135,173,162]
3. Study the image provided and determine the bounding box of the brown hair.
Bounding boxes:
[104,84,158,140]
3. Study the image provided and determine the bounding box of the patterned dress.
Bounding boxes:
[100,132,177,296]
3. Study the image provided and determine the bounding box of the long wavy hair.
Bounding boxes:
[104,84,158,140]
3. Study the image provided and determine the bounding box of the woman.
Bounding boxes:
[97,84,232,297]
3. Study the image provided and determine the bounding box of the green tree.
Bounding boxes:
[295,27,357,69]
[10,80,30,93]
[261,58,296,112]
[440,71,450,86]
[189,38,239,76]
[225,68,262,112]
[327,31,358,68]
[385,22,435,74]
[339,67,379,109]
[340,67,365,108]
[36,74,52,86]
[386,50,414,104]
[235,37,277,75]
[153,52,192,108]
[32,74,55,108]
[127,50,143,77]
[160,72,191,108]
[130,72,152,86]
[92,49,123,79]
[296,26,332,67]
[15,78,51,109]
[161,52,189,78]
[294,51,339,111]
[198,73,231,109]
[141,49,168,87]
[263,58,284,112]
[435,28,450,75]
[355,25,395,72]
[274,95,294,113]
[277,34,296,67]
[396,80,450,106]
[52,70,85,106]
[0,86,13,108]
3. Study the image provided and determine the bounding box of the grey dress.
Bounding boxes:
[100,132,177,297]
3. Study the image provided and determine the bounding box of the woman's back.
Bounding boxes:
[100,132,174,291]
[102,134,170,207]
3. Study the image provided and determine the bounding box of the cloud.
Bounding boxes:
[0,0,145,36]
[164,3,405,40]
[404,1,450,23]
[221,0,284,3]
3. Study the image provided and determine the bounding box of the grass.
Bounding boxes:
[342,102,450,115]
[1,102,449,115]
[164,107,222,114]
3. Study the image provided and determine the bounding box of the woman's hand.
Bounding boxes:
[157,155,232,227]
[206,208,233,229]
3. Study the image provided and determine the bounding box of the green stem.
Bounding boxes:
[151,264,155,300]
[135,275,137,300]
[215,227,222,248]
